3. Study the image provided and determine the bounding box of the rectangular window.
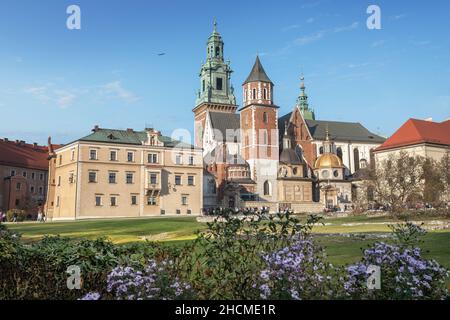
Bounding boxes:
[176,155,182,165]
[175,175,182,186]
[39,173,44,180]
[189,156,194,166]
[110,150,117,161]
[188,175,194,186]
[22,171,27,178]
[126,173,134,184]
[69,172,74,183]
[15,199,20,206]
[10,170,16,176]
[216,77,223,90]
[110,196,117,207]
[31,172,35,180]
[109,172,116,184]
[95,196,102,207]
[58,176,61,186]
[182,196,188,206]
[127,152,134,162]
[88,171,97,183]
[89,149,97,160]
[59,155,62,165]
[176,209,181,214]
[150,173,158,185]
[147,196,157,206]
[131,195,137,205]
[39,187,43,195]
[30,186,35,193]
[148,153,158,164]
[16,182,21,191]
[56,196,60,207]
[71,149,75,161]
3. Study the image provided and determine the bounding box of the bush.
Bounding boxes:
[257,237,344,300]
[6,209,26,222]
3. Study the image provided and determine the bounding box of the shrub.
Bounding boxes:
[82,259,196,300]
[344,242,449,299]
[177,213,322,299]
[6,209,26,222]
[257,237,343,300]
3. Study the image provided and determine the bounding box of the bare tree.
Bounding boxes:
[439,150,450,203]
[369,151,425,212]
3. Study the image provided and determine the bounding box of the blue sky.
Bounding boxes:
[0,0,449,145]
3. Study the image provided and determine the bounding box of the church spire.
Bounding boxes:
[296,75,315,120]
[194,20,236,108]
[323,125,334,154]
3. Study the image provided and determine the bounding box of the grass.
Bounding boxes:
[6,217,205,244]
[6,215,450,278]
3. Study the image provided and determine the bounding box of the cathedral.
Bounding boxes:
[193,22,386,213]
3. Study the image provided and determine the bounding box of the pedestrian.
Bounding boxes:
[12,211,18,223]
[0,209,4,224]
[37,211,42,222]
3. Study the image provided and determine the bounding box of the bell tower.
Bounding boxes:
[193,19,237,148]
[240,55,279,203]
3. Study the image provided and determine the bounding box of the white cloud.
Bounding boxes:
[282,24,300,32]
[371,40,386,48]
[333,22,359,33]
[100,81,139,103]
[55,90,76,109]
[391,14,407,20]
[306,17,315,24]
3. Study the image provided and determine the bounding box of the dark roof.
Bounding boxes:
[243,56,273,85]
[0,139,49,171]
[78,128,194,148]
[305,119,386,143]
[280,148,302,165]
[209,112,241,142]
[375,119,450,152]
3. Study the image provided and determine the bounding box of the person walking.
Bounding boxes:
[37,211,42,222]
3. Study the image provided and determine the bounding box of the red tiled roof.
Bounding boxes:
[374,119,450,152]
[0,139,50,171]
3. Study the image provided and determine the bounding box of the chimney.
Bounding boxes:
[3,138,8,142]
[126,128,134,133]
[16,139,20,144]
[92,125,100,132]
[33,142,38,148]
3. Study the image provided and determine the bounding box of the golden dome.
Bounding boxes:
[314,153,343,168]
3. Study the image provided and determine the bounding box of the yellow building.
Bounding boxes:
[46,126,203,220]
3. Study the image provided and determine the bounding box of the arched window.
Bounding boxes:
[336,147,343,161]
[353,148,360,171]
[263,88,267,99]
[263,181,271,196]
[360,159,368,169]
[319,146,324,154]
[252,89,256,99]
[263,112,268,123]
[215,46,220,57]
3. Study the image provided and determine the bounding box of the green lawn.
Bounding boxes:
[6,215,450,277]
[6,217,205,244]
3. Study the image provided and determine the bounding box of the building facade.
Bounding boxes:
[194,22,386,212]
[0,138,51,214]
[374,118,450,162]
[46,127,203,220]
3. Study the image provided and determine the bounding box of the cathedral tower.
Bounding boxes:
[240,55,279,203]
[193,20,237,148]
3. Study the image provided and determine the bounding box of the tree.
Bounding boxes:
[422,158,443,206]
[369,151,425,212]
[438,150,450,203]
